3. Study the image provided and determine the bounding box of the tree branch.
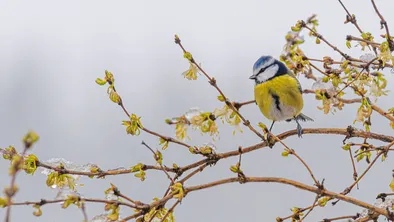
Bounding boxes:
[370,0,393,50]
[185,176,393,219]
[4,145,29,222]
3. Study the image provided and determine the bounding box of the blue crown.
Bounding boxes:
[253,55,275,72]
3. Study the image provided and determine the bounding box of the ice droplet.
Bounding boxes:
[55,188,81,200]
[356,197,394,219]
[312,77,336,94]
[90,214,111,222]
[184,107,202,121]
[90,213,123,221]
[40,158,94,178]
[40,158,96,192]
[360,53,375,63]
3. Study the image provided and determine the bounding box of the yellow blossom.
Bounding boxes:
[46,171,76,190]
[170,182,185,201]
[213,105,243,134]
[379,42,393,65]
[22,130,40,148]
[0,197,8,208]
[201,119,218,137]
[199,143,216,154]
[122,114,143,136]
[175,123,188,140]
[390,178,394,192]
[190,115,206,127]
[24,154,39,175]
[106,204,120,221]
[32,205,42,216]
[182,62,198,80]
[159,138,169,150]
[104,70,115,84]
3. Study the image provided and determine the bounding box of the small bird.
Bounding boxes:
[249,55,313,137]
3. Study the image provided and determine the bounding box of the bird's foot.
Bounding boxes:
[296,123,303,138]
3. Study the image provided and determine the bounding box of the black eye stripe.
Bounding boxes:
[258,63,274,74]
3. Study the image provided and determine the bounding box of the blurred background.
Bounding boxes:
[0,0,393,221]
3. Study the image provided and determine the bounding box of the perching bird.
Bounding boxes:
[249,55,313,137]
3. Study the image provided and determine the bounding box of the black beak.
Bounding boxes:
[249,75,257,80]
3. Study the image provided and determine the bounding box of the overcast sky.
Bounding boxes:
[1,0,394,221]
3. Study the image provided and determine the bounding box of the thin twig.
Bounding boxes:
[302,23,349,59]
[179,163,210,184]
[347,35,380,46]
[141,141,156,155]
[81,202,88,222]
[141,141,175,184]
[289,150,320,186]
[148,211,159,222]
[348,147,358,181]
[118,193,142,206]
[279,204,315,221]
[233,100,255,110]
[112,85,192,150]
[175,36,266,140]
[4,146,29,222]
[268,132,320,187]
[338,0,363,33]
[309,62,329,76]
[160,200,180,222]
[371,104,394,122]
[370,0,393,50]
[342,152,383,195]
[321,214,359,221]
[302,194,320,220]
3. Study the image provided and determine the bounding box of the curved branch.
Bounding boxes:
[185,177,392,219]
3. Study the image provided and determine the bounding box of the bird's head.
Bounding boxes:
[249,55,288,84]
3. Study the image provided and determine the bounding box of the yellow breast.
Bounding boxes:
[254,74,304,121]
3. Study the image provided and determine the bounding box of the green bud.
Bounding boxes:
[95,78,107,85]
[281,151,290,157]
[342,144,351,151]
[346,40,351,49]
[183,52,193,61]
[217,95,225,102]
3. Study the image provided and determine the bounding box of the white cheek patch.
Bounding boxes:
[256,64,279,83]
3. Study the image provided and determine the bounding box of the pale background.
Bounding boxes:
[0,0,394,221]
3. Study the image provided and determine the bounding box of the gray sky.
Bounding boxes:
[1,0,394,221]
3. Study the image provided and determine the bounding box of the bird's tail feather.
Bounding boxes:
[286,113,314,122]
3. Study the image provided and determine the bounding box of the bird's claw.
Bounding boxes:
[296,123,303,138]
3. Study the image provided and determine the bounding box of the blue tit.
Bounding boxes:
[249,55,313,137]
